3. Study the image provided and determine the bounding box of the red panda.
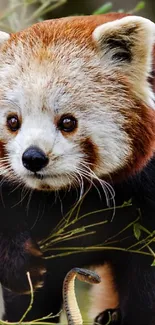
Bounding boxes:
[0,13,155,325]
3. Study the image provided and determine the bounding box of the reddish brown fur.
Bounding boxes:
[123,103,155,172]
[105,76,155,181]
[4,14,129,55]
[81,137,100,171]
[24,239,43,257]
[113,100,155,181]
[0,141,5,159]
[0,141,6,169]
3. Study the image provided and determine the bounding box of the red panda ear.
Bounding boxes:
[92,16,155,108]
[0,31,10,46]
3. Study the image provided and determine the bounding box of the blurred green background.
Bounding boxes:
[0,0,155,32]
[45,0,155,20]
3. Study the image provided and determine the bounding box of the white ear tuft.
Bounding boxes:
[0,31,10,45]
[92,16,155,108]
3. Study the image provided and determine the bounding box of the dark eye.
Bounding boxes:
[7,115,20,132]
[58,115,77,132]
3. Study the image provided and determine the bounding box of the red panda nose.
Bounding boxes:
[22,146,49,173]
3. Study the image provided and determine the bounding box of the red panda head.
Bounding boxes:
[0,14,155,191]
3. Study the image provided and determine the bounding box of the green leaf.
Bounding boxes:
[134,1,145,11]
[93,2,113,15]
[133,222,141,240]
[122,199,132,207]
[151,259,155,266]
[128,1,145,14]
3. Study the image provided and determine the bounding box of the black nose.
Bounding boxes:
[22,146,49,172]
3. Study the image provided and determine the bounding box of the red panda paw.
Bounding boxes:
[93,308,121,325]
[21,239,46,294]
[0,234,46,294]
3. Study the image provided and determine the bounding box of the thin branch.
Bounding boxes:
[19,272,34,323]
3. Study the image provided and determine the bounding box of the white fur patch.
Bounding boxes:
[0,31,10,45]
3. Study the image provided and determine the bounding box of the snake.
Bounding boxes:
[63,267,101,325]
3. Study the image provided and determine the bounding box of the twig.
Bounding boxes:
[19,272,34,323]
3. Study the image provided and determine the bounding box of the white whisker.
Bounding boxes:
[74,160,116,219]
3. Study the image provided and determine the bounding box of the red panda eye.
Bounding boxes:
[58,115,77,132]
[7,115,20,132]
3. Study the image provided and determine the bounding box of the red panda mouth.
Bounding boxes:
[34,172,44,180]
[28,172,68,181]
[24,172,73,191]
